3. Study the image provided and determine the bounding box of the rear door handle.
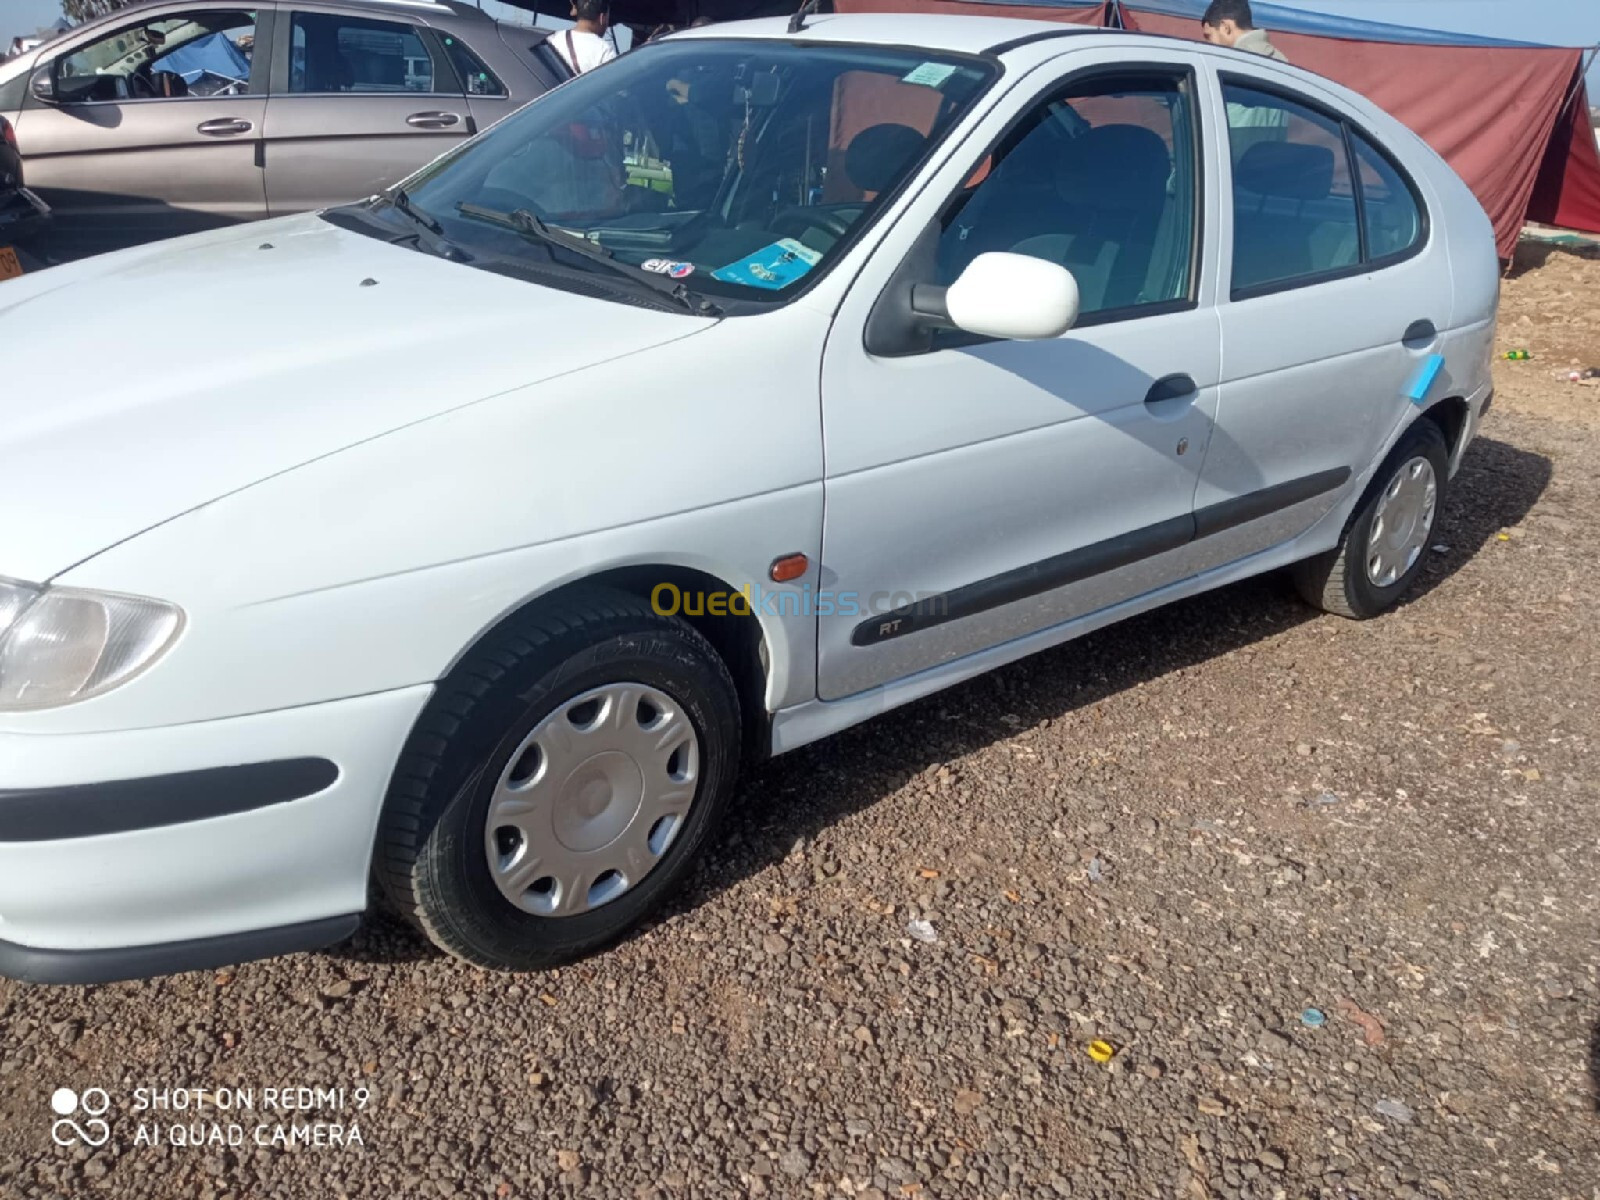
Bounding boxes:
[406,111,462,129]
[1402,319,1437,347]
[197,118,253,136]
[1145,373,1199,408]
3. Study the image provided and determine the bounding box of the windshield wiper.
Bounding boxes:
[382,189,471,261]
[456,202,721,316]
[392,188,443,235]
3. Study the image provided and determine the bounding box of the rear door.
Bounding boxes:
[13,4,266,257]
[1192,69,1444,568]
[263,6,472,214]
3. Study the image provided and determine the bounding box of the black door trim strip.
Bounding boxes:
[0,758,341,843]
[850,468,1351,647]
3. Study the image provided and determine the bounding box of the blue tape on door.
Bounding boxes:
[1407,354,1446,404]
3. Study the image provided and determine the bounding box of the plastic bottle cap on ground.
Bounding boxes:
[1087,1039,1116,1063]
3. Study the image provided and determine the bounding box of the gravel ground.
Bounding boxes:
[4,241,1600,1200]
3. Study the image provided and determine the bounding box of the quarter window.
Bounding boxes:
[289,13,442,94]
[440,33,506,98]
[1352,132,1422,260]
[1223,81,1425,295]
[938,73,1199,320]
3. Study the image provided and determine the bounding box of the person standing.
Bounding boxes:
[554,0,617,75]
[1200,0,1287,63]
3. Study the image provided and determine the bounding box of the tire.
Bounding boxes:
[1293,419,1449,620]
[376,587,741,971]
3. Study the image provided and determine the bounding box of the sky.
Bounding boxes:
[2,0,1595,85]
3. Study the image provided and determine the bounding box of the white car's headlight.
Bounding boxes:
[0,576,183,711]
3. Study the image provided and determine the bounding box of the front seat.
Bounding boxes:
[1008,124,1172,311]
[150,70,189,98]
[843,122,927,197]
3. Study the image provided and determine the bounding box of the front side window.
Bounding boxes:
[393,40,994,305]
[55,10,255,102]
[289,13,442,94]
[1224,82,1424,294]
[936,73,1199,319]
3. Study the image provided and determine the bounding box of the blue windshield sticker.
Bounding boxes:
[711,239,822,290]
[902,62,958,88]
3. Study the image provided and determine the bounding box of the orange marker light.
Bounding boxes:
[769,553,809,583]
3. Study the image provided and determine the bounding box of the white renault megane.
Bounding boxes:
[0,13,1497,983]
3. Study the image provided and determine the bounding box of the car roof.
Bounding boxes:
[95,0,495,20]
[668,13,1098,56]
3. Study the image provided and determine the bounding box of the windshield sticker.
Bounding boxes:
[642,258,694,277]
[711,239,822,290]
[901,62,959,89]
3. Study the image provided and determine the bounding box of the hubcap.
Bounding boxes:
[1366,455,1437,588]
[484,682,699,917]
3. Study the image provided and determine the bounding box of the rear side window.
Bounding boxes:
[439,32,505,97]
[1223,84,1359,293]
[1222,81,1425,297]
[289,12,443,94]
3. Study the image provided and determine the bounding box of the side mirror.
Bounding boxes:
[30,66,56,104]
[913,252,1080,341]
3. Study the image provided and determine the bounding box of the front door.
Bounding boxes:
[263,9,473,215]
[15,5,265,258]
[817,55,1222,702]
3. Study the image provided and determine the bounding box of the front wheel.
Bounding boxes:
[375,588,742,971]
[1293,419,1449,619]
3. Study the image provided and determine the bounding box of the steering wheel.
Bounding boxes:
[770,205,855,242]
[128,71,157,99]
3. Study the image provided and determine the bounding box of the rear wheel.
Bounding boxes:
[1293,419,1449,619]
[376,588,741,971]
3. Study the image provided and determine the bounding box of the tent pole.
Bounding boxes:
[1554,44,1599,120]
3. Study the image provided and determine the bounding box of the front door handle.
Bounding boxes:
[406,111,462,129]
[1402,319,1437,347]
[1145,373,1199,408]
[197,118,253,136]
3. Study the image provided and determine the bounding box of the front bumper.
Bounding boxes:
[0,684,432,984]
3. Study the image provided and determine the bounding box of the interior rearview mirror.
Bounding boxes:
[913,252,1080,342]
[30,67,56,104]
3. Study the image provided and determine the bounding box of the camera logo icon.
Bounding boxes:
[50,1087,111,1147]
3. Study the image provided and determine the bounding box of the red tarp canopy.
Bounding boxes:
[1118,7,1600,259]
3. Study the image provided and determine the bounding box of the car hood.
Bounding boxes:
[0,214,712,582]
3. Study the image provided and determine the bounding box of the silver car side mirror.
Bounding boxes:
[30,67,56,104]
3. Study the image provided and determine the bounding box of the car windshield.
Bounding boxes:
[397,38,994,304]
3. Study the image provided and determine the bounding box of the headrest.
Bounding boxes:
[1053,125,1170,208]
[845,123,926,195]
[1235,141,1335,201]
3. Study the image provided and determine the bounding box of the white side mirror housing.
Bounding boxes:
[944,252,1080,341]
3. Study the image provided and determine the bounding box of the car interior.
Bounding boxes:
[54,13,255,103]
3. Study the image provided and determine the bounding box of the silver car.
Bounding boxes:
[0,0,568,259]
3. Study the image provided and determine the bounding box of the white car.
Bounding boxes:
[0,14,1497,983]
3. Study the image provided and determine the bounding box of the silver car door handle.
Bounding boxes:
[197,118,254,136]
[406,111,462,129]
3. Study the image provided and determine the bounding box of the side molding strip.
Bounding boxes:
[850,468,1351,647]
